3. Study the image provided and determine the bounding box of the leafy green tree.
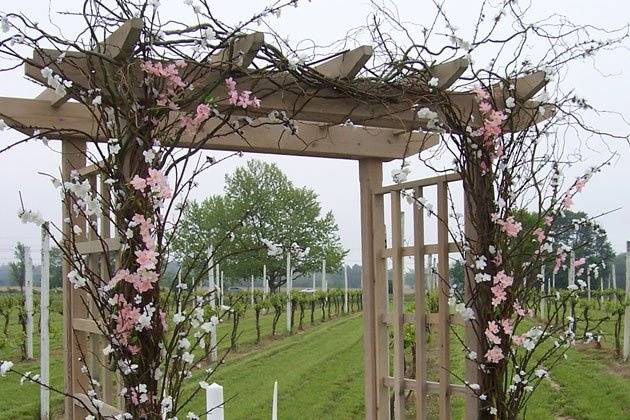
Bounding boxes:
[49,247,63,288]
[517,209,615,288]
[613,252,626,290]
[9,242,27,290]
[172,160,347,292]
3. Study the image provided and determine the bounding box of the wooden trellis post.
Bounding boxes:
[24,246,34,360]
[286,253,292,332]
[40,224,50,420]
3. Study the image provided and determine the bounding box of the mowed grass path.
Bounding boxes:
[183,313,365,419]
[2,309,630,419]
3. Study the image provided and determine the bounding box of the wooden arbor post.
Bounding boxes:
[359,159,387,419]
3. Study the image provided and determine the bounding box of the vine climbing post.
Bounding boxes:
[286,253,292,332]
[24,246,33,360]
[344,265,349,314]
[40,224,50,420]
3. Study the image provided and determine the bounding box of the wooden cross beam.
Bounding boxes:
[0,97,439,160]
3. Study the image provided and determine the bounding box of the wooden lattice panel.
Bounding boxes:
[360,161,478,420]
[62,142,121,418]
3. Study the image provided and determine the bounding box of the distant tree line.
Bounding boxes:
[0,242,63,288]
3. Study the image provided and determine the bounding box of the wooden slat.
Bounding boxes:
[413,186,428,420]
[383,377,473,397]
[381,242,460,258]
[0,97,439,160]
[313,46,373,79]
[390,190,405,420]
[376,172,462,194]
[381,312,465,326]
[436,180,451,420]
[75,237,121,254]
[359,159,382,420]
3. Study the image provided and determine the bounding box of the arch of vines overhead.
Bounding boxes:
[3,1,623,419]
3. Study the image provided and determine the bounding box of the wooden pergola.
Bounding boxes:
[0,19,551,420]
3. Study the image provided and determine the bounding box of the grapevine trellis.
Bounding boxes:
[0,17,553,420]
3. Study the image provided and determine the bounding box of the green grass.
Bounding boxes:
[1,301,629,419]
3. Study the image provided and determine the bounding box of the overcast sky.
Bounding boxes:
[0,0,628,267]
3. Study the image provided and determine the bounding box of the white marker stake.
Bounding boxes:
[210,315,218,362]
[40,225,50,420]
[540,265,546,319]
[206,383,224,420]
[599,274,604,303]
[552,270,556,289]
[312,272,316,290]
[251,275,255,306]
[263,264,268,295]
[568,251,575,288]
[587,270,591,300]
[321,259,327,292]
[208,248,216,309]
[220,270,224,308]
[623,241,630,361]
[344,265,348,313]
[612,262,617,289]
[272,381,278,420]
[24,246,34,360]
[286,253,292,332]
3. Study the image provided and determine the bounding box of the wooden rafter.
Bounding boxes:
[402,56,469,89]
[431,56,469,89]
[210,32,265,69]
[95,18,143,60]
[32,18,142,108]
[313,45,373,79]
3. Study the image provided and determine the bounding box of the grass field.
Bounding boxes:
[0,299,629,419]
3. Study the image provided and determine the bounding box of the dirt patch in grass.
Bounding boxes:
[574,344,630,380]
